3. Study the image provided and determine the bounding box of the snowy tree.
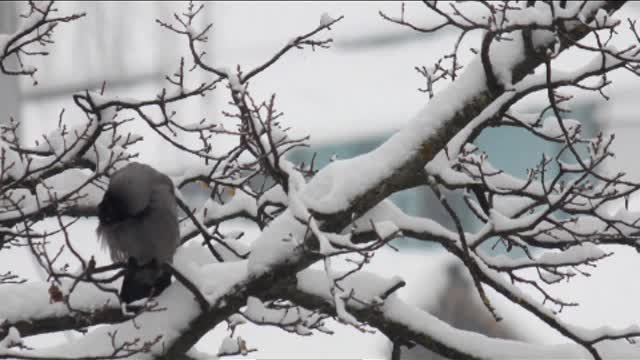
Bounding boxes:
[1,1,640,359]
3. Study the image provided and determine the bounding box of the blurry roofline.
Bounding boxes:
[22,72,165,102]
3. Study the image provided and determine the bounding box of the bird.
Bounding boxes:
[96,162,180,304]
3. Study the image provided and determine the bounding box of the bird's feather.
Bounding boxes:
[96,162,179,303]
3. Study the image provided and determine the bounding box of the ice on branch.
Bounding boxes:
[218,336,253,356]
[320,12,335,27]
[373,220,401,239]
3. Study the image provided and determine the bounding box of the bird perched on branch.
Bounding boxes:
[97,162,179,304]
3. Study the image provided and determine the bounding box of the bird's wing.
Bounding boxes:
[108,162,155,215]
[101,162,180,263]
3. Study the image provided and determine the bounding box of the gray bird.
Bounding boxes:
[96,162,179,304]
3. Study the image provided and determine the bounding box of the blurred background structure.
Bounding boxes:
[5,1,640,358]
[0,2,20,126]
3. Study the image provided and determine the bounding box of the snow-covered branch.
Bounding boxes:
[0,1,85,78]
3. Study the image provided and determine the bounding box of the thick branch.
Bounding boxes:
[158,2,629,358]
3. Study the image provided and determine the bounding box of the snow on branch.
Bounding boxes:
[0,1,85,80]
[288,268,640,360]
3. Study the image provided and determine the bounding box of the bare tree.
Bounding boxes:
[1,1,640,359]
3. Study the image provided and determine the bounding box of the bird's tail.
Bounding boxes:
[120,259,172,304]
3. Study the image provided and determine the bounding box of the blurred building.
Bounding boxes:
[0,1,20,126]
[15,2,190,165]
